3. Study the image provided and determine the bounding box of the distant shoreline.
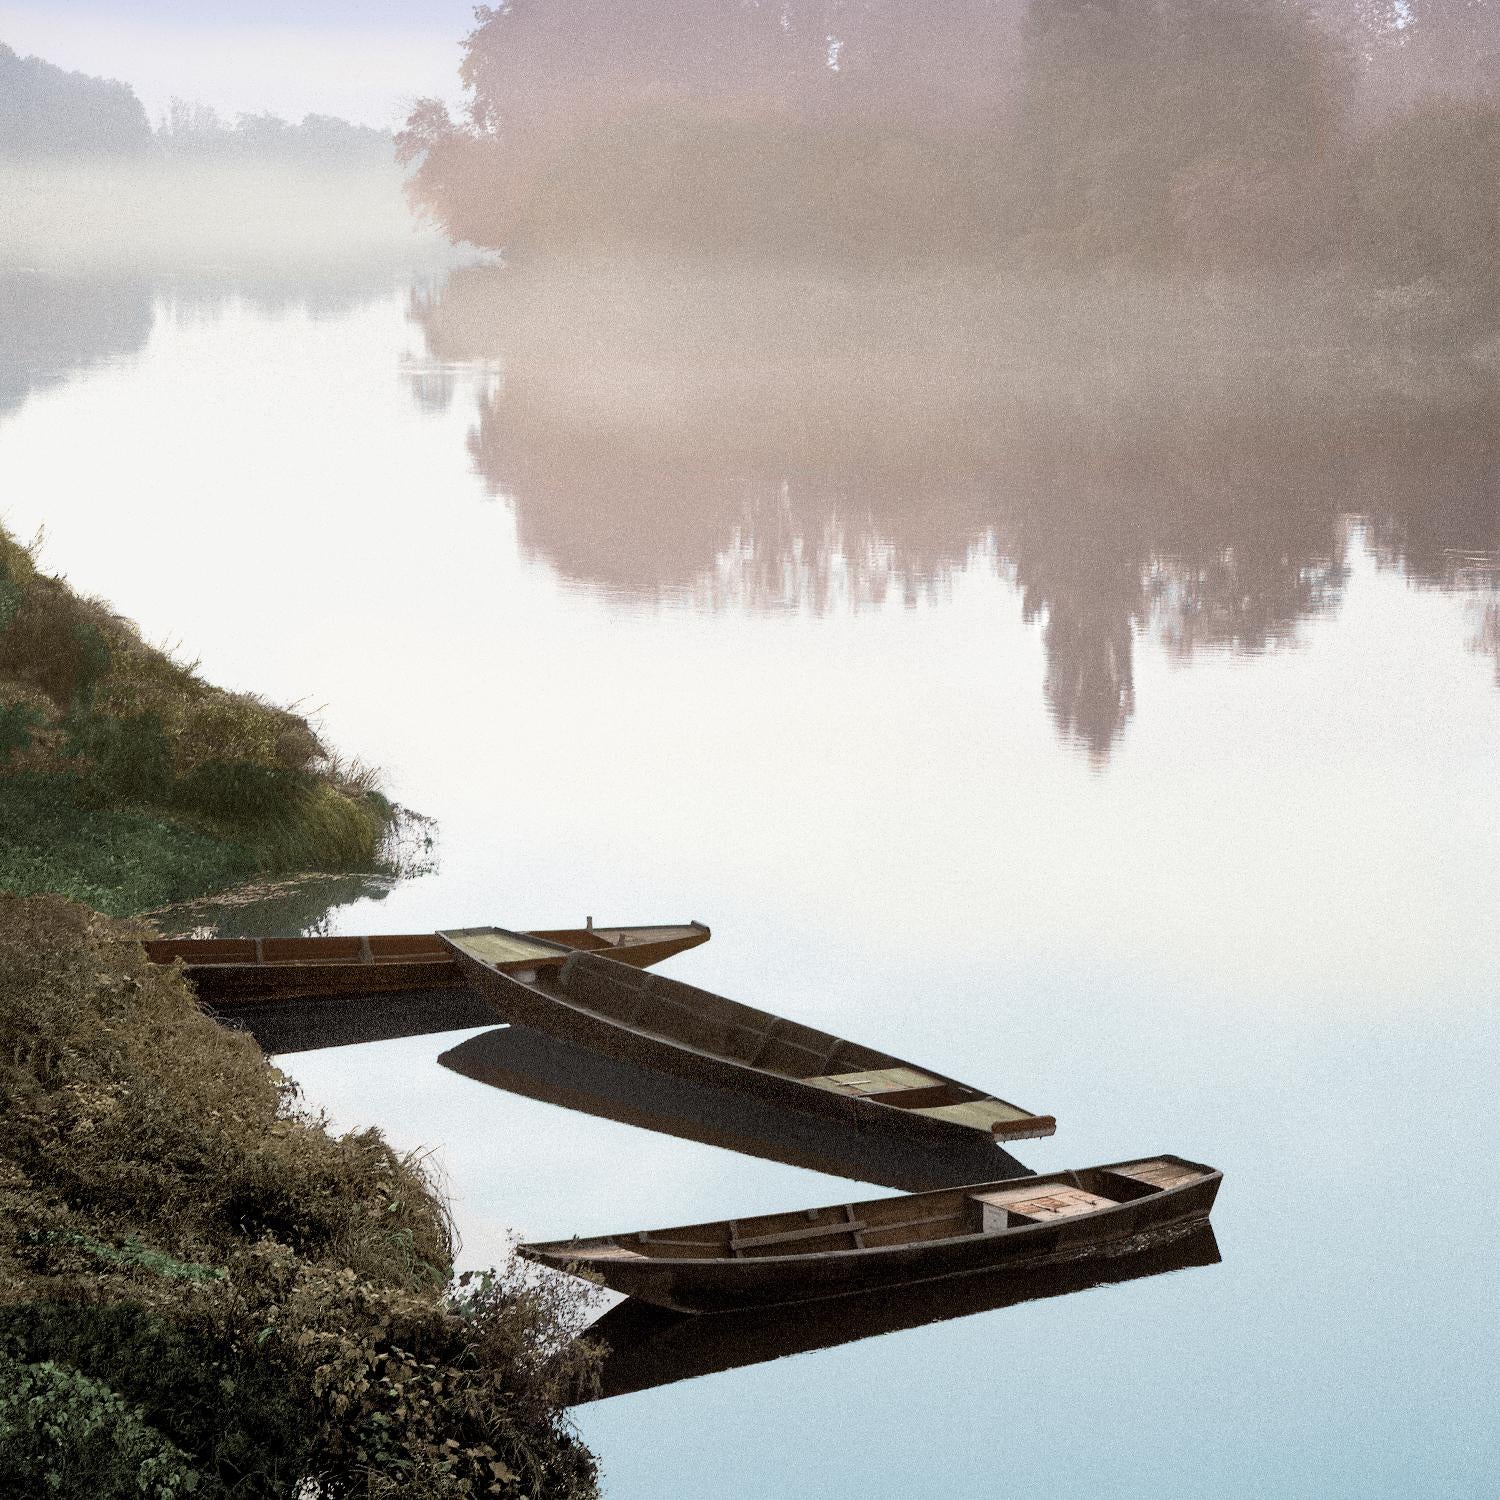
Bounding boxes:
[0,156,463,274]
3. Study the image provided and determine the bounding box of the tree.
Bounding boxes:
[1013,0,1351,268]
[399,1,1033,250]
[0,44,151,157]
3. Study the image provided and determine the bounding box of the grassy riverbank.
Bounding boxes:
[0,522,415,915]
[0,520,599,1494]
[0,894,600,1497]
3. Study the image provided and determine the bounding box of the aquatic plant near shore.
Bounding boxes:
[0,894,601,1497]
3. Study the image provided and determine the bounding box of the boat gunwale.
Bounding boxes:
[148,922,710,970]
[520,1158,1221,1270]
[440,929,1048,1136]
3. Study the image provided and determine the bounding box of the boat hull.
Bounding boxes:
[444,941,1054,1151]
[145,923,710,1007]
[529,1166,1221,1313]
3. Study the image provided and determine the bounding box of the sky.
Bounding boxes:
[0,2,476,127]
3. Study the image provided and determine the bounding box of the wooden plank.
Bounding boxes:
[844,1203,867,1250]
[970,1185,1114,1231]
[446,931,567,966]
[744,1021,782,1069]
[804,1066,941,1097]
[731,1219,868,1252]
[859,1209,964,1240]
[1111,1159,1202,1190]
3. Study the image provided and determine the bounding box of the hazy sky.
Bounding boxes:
[0,2,475,126]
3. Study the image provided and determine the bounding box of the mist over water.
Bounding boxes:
[3,3,1498,1495]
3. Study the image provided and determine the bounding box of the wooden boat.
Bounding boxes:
[440,927,1056,1149]
[144,921,710,1006]
[520,1155,1221,1313]
[586,1220,1221,1400]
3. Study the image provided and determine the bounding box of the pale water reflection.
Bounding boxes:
[411,258,1499,760]
[0,268,1496,1498]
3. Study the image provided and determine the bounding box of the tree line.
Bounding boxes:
[398,0,1498,301]
[0,43,391,167]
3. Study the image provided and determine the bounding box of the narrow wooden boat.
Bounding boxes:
[440,926,1056,1149]
[520,1155,1221,1313]
[144,921,709,1006]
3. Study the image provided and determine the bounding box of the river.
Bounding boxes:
[2,260,1496,1498]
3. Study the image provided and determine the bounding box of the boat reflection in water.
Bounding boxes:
[583,1221,1221,1402]
[215,985,499,1055]
[439,1025,1028,1191]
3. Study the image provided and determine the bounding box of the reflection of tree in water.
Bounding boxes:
[0,266,439,430]
[1474,598,1500,684]
[0,271,154,422]
[147,806,435,938]
[1009,498,1144,762]
[465,379,988,606]
[991,439,1351,757]
[699,480,988,613]
[410,262,1499,760]
[1362,405,1500,683]
[405,366,457,417]
[156,262,426,326]
[146,872,397,940]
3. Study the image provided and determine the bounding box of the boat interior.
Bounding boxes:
[544,952,1036,1129]
[553,1160,1209,1263]
[145,933,452,967]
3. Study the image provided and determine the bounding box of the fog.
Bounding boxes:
[0,158,456,271]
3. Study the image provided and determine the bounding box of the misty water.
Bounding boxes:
[2,262,1497,1498]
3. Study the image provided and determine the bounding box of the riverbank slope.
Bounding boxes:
[0,894,600,1497]
[0,520,420,915]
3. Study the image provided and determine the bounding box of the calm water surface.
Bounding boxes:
[2,266,1497,1498]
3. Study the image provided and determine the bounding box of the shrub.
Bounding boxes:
[246,779,388,874]
[0,577,113,710]
[0,896,600,1497]
[72,710,174,803]
[0,1353,207,1499]
[0,773,258,915]
[173,758,306,825]
[0,701,42,764]
[0,552,25,633]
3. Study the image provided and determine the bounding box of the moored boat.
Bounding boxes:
[145,921,710,1005]
[440,926,1056,1149]
[520,1155,1220,1312]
